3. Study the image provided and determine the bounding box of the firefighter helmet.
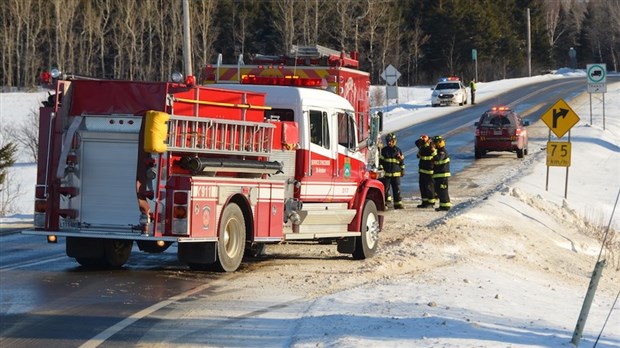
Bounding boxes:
[433,135,445,148]
[386,133,397,143]
[420,134,430,143]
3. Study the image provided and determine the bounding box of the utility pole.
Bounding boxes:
[182,0,193,78]
[355,16,364,52]
[527,8,531,77]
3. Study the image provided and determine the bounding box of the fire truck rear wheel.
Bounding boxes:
[214,203,246,272]
[103,239,133,267]
[353,199,379,260]
[75,257,106,268]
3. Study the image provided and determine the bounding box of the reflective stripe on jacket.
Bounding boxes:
[379,145,405,177]
[432,147,451,178]
[417,143,436,175]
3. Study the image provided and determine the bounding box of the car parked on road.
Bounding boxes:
[474,106,530,159]
[431,77,468,107]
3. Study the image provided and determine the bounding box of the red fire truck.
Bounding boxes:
[25,46,384,272]
[201,45,372,147]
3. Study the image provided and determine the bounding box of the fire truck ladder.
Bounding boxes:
[166,115,280,175]
[167,115,275,157]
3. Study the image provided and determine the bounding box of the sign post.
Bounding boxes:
[568,47,576,69]
[541,99,580,198]
[472,49,478,82]
[586,63,607,129]
[380,64,401,104]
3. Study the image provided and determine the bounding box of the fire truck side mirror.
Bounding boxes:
[368,111,383,147]
[144,110,169,153]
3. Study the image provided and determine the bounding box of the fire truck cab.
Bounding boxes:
[24,47,385,272]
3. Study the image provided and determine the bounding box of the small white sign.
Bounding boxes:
[386,85,398,100]
[587,83,607,93]
[380,64,401,86]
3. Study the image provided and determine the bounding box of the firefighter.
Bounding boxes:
[415,134,436,208]
[469,79,477,104]
[379,133,405,209]
[432,135,451,211]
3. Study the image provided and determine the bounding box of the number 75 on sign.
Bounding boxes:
[546,141,571,167]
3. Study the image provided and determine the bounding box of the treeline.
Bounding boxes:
[1,0,618,89]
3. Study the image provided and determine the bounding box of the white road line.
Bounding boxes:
[79,281,215,348]
[0,256,67,272]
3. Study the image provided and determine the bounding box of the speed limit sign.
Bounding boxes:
[546,141,571,167]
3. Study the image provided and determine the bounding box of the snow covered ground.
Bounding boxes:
[1,70,619,347]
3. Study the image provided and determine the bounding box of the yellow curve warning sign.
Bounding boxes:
[541,99,580,138]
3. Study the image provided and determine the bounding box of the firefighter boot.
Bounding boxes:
[416,199,435,208]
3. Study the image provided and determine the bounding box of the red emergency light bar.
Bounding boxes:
[490,106,510,111]
[241,75,323,87]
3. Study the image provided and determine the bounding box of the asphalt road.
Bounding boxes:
[396,76,607,195]
[1,76,615,347]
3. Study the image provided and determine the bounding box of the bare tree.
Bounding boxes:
[1,1,15,87]
[193,0,218,71]
[543,0,566,64]
[442,35,460,76]
[406,17,430,85]
[609,0,620,71]
[232,1,250,58]
[586,0,620,72]
[7,0,25,87]
[5,109,40,163]
[295,0,328,46]
[20,0,46,87]
[332,0,359,51]
[0,142,19,215]
[165,4,184,79]
[113,1,140,79]
[0,172,22,216]
[272,0,297,53]
[364,0,393,84]
[88,0,113,79]
[51,0,79,74]
[152,2,168,81]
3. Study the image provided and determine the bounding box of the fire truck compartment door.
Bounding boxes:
[79,132,139,229]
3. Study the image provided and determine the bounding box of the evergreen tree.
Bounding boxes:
[0,142,17,188]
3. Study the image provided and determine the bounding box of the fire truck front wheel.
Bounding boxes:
[352,199,380,260]
[214,203,247,272]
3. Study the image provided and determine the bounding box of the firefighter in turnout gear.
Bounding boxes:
[380,133,405,209]
[415,134,436,208]
[432,135,451,211]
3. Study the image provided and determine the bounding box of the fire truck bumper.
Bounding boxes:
[21,229,216,243]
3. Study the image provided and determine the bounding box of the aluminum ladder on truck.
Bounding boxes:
[166,115,274,157]
[165,114,281,176]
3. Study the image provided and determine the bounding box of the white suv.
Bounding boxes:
[431,77,468,107]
